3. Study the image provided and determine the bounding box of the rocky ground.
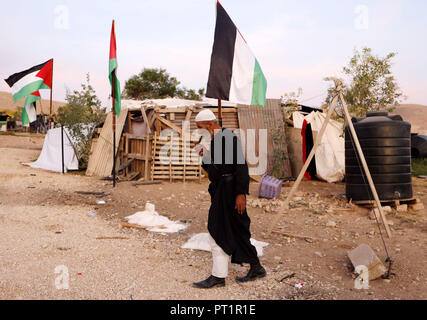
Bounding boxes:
[0,133,426,300]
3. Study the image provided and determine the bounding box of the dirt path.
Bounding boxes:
[0,134,426,300]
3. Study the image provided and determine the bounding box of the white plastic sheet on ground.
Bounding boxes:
[293,111,345,183]
[181,233,269,257]
[23,127,79,173]
[125,203,187,234]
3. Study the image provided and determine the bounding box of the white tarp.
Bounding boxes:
[125,203,187,234]
[181,233,269,257]
[23,127,79,173]
[293,111,345,183]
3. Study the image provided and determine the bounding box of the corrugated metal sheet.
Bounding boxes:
[238,99,292,178]
[86,110,128,177]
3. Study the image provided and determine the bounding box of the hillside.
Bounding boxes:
[0,91,65,115]
[391,104,427,135]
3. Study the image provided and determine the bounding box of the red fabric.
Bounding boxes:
[35,59,53,88]
[301,120,311,180]
[110,20,117,60]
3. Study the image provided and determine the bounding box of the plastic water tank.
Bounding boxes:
[345,111,413,201]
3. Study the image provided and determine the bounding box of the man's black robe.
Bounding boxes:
[201,128,259,265]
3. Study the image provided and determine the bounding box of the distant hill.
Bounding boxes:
[391,104,427,135]
[0,91,65,115]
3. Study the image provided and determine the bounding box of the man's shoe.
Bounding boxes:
[236,265,267,283]
[193,275,226,289]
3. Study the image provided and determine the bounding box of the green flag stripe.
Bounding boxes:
[13,81,49,103]
[22,106,30,126]
[109,58,121,116]
[251,59,267,107]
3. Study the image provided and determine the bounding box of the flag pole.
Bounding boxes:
[218,99,223,127]
[112,72,117,188]
[61,124,65,174]
[49,59,54,130]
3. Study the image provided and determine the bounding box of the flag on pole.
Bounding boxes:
[4,59,53,103]
[22,91,41,126]
[206,1,267,107]
[109,20,121,116]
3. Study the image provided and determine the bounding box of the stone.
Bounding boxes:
[348,244,387,281]
[396,205,408,213]
[326,221,337,228]
[410,203,424,212]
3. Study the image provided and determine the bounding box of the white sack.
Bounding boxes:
[181,233,269,257]
[125,203,187,234]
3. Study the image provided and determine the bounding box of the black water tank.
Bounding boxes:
[345,111,412,201]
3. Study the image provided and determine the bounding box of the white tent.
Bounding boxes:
[24,127,79,173]
[293,111,345,183]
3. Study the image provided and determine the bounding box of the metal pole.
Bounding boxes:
[339,93,392,238]
[112,72,117,188]
[61,124,65,174]
[49,59,54,130]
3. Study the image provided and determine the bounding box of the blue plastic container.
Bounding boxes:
[258,175,283,199]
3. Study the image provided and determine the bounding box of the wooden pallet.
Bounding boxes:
[352,197,419,208]
[151,134,203,182]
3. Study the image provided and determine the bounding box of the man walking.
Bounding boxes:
[193,109,266,289]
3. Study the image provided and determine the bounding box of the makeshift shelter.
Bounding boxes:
[288,110,345,183]
[86,98,292,182]
[23,127,79,173]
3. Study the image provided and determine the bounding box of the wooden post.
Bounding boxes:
[145,136,150,180]
[218,99,223,127]
[339,92,392,238]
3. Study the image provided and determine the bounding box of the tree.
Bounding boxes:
[123,68,204,101]
[57,74,106,169]
[325,47,404,117]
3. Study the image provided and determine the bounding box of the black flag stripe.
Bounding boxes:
[206,1,237,101]
[4,60,50,88]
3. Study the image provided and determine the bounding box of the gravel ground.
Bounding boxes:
[0,133,426,300]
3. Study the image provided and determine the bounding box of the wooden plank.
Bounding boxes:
[86,110,128,177]
[157,115,182,135]
[141,106,151,135]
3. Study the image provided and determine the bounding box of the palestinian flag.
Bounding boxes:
[206,1,267,107]
[109,20,121,117]
[4,59,53,103]
[22,91,41,126]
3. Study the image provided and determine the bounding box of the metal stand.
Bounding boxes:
[265,79,392,239]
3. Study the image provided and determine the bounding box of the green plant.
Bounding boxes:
[325,47,405,117]
[281,88,303,121]
[123,67,204,101]
[57,74,106,169]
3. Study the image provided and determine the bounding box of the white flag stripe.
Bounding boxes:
[10,71,42,94]
[229,32,255,105]
[25,103,37,123]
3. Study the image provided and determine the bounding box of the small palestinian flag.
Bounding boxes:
[206,1,267,107]
[22,91,41,126]
[109,20,121,117]
[4,59,53,103]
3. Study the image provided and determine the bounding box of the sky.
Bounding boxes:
[1,0,426,109]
